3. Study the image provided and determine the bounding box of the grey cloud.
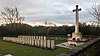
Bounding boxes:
[0,0,100,25]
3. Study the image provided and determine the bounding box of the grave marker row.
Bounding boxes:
[3,36,55,50]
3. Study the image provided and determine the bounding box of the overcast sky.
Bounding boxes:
[0,0,100,26]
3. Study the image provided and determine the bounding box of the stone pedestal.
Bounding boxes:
[72,32,82,41]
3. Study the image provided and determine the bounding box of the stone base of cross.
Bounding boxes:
[72,32,82,41]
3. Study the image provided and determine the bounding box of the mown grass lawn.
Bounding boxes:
[0,38,68,56]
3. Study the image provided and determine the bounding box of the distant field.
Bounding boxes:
[0,38,68,56]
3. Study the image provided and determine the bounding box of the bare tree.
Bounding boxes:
[89,3,100,24]
[0,7,24,24]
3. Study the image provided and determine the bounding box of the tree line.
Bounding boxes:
[0,23,100,37]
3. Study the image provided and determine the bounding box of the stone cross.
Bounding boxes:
[73,5,81,33]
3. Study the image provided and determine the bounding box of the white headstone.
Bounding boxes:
[33,36,36,39]
[31,36,32,45]
[40,39,43,48]
[40,37,43,47]
[35,39,36,46]
[13,38,16,42]
[36,39,38,46]
[23,36,26,44]
[14,38,16,43]
[27,36,31,45]
[22,36,25,44]
[29,36,32,45]
[35,36,38,46]
[26,36,28,44]
[47,40,51,49]
[43,40,47,48]
[51,40,55,50]
[16,38,19,43]
[18,36,22,43]
[27,36,29,44]
[31,36,34,45]
[37,39,39,46]
[26,37,28,44]
[21,37,23,44]
[44,36,46,40]
[37,36,41,47]
[19,37,22,43]
[3,37,6,40]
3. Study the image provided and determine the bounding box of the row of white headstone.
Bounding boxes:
[3,36,55,50]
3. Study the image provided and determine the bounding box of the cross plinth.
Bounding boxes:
[72,5,82,41]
